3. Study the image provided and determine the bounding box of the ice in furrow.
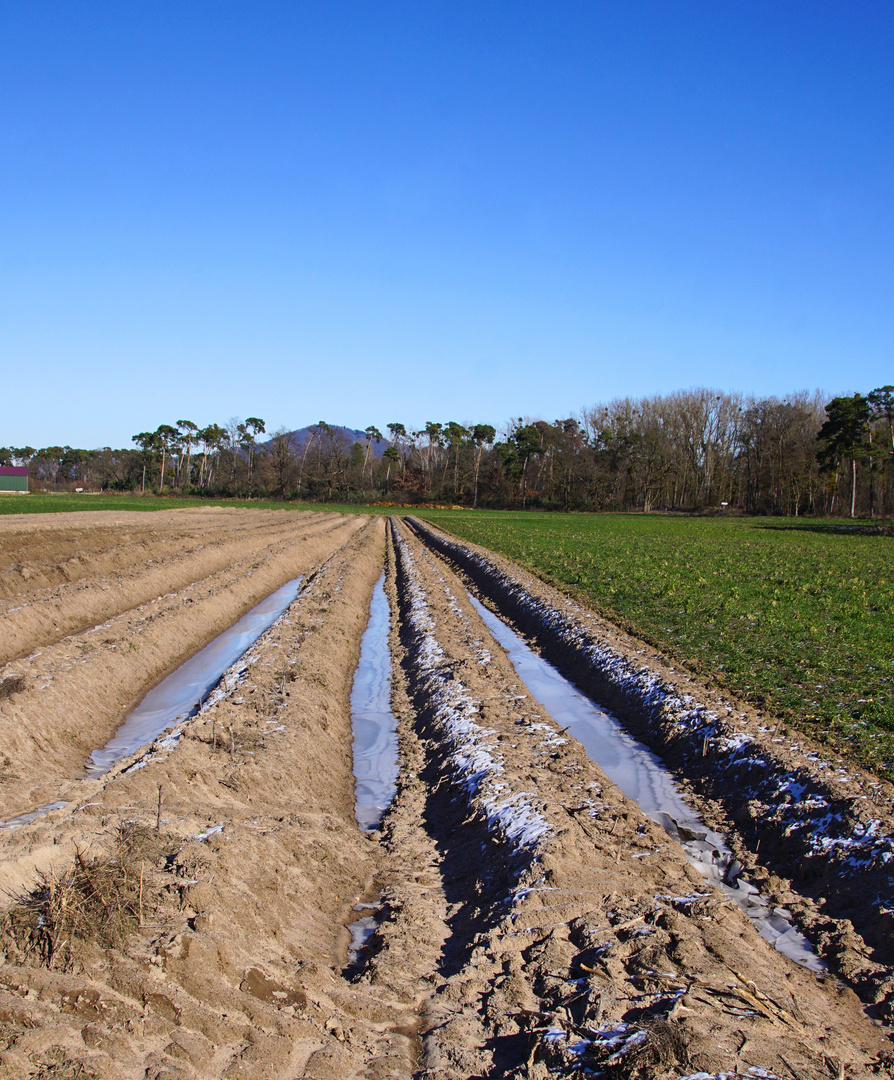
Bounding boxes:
[85,577,303,776]
[351,574,399,831]
[468,592,824,972]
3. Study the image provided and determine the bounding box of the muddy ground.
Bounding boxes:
[0,508,891,1078]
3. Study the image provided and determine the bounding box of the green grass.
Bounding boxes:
[415,509,894,777]
[0,492,384,515]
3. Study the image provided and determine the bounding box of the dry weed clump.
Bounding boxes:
[630,1019,690,1072]
[0,674,26,702]
[30,1044,99,1078]
[1,822,172,968]
[539,1017,690,1077]
[0,753,17,783]
[0,1023,20,1052]
[199,719,267,756]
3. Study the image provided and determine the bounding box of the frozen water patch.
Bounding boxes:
[343,900,383,973]
[468,593,824,972]
[346,913,378,965]
[351,574,399,831]
[0,800,68,831]
[190,823,224,841]
[84,577,303,776]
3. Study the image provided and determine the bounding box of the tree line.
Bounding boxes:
[2,385,892,517]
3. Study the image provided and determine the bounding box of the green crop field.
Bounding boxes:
[416,509,894,777]
[0,493,382,516]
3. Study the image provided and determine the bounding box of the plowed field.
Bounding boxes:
[0,509,891,1079]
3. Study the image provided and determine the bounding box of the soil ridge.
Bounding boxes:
[407,515,894,1018]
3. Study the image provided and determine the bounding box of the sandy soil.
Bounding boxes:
[0,508,890,1078]
[407,518,894,1022]
[0,509,364,817]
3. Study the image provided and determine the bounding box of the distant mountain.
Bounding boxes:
[269,425,390,457]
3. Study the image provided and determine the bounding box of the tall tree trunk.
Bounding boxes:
[297,433,315,493]
[851,457,857,518]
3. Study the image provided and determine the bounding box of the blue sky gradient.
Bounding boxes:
[2,1,892,448]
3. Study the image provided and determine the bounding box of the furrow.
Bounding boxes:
[390,516,891,1077]
[0,514,367,815]
[0,510,346,663]
[407,515,894,1014]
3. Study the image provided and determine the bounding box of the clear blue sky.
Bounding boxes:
[2,1,892,449]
